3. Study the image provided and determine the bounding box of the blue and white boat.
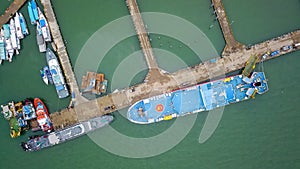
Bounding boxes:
[40,69,48,85]
[3,24,10,38]
[43,66,54,85]
[38,8,51,42]
[27,2,36,25]
[22,99,37,121]
[46,48,69,98]
[0,29,6,64]
[127,72,269,124]
[31,0,39,21]
[19,12,29,36]
[14,12,24,39]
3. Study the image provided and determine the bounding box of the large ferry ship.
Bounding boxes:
[21,115,113,151]
[127,72,269,124]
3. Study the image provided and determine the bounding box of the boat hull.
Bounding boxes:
[127,72,269,124]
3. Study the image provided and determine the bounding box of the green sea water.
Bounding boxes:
[0,0,300,169]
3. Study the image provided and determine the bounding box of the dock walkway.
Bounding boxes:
[0,0,27,28]
[126,0,168,83]
[126,0,158,70]
[211,0,244,56]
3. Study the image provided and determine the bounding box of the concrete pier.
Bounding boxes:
[41,0,88,107]
[0,0,27,28]
[211,0,244,56]
[126,0,158,70]
[126,0,168,83]
[45,0,300,129]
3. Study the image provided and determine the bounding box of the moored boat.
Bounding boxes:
[27,2,36,25]
[22,99,37,120]
[19,12,29,35]
[8,101,18,117]
[3,24,10,38]
[9,18,19,55]
[34,98,53,133]
[43,66,54,84]
[40,69,49,85]
[38,8,51,42]
[46,48,69,98]
[0,29,6,64]
[14,12,24,39]
[127,72,269,124]
[21,115,113,151]
[9,117,21,138]
[36,21,42,35]
[1,104,13,120]
[36,26,46,52]
[15,101,28,129]
[5,37,14,62]
[31,0,39,21]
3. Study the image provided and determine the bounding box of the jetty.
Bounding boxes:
[0,0,27,28]
[41,0,87,107]
[38,0,300,130]
[126,0,168,83]
[211,0,244,56]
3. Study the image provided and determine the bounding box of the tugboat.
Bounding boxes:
[34,98,53,133]
[22,99,37,120]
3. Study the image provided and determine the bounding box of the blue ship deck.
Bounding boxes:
[127,72,268,124]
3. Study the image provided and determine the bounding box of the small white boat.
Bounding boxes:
[14,13,24,39]
[10,19,18,51]
[36,22,42,35]
[5,38,14,62]
[40,69,49,85]
[38,8,51,42]
[16,37,20,55]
